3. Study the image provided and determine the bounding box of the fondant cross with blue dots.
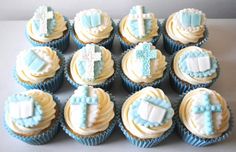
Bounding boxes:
[136,43,157,77]
[192,93,222,135]
[70,86,98,128]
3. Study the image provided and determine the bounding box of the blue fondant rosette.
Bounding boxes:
[119,42,168,93]
[64,44,117,91]
[169,46,220,94]
[71,9,115,50]
[117,5,161,51]
[162,8,208,54]
[118,87,175,148]
[175,88,233,147]
[25,6,70,53]
[60,85,117,145]
[13,46,65,93]
[4,89,62,145]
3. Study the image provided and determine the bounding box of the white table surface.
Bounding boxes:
[0,19,236,152]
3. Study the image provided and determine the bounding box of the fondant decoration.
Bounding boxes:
[135,42,157,77]
[24,49,47,73]
[186,56,211,72]
[128,5,154,38]
[180,11,202,27]
[81,12,102,28]
[77,44,103,80]
[129,96,174,127]
[70,86,98,128]
[6,94,43,127]
[192,93,222,135]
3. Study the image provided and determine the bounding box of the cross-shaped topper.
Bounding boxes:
[78,44,102,80]
[192,93,222,135]
[34,6,54,35]
[70,86,98,128]
[128,5,154,37]
[136,43,157,77]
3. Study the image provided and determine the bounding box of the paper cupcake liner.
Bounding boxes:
[175,101,233,147]
[64,55,118,91]
[71,20,116,50]
[161,19,209,55]
[116,20,162,51]
[4,94,62,145]
[13,49,65,93]
[25,17,71,53]
[119,51,168,93]
[60,94,117,145]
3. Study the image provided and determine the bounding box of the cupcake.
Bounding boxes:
[169,46,219,94]
[65,44,116,90]
[117,5,161,51]
[61,85,116,145]
[162,8,208,54]
[26,6,70,52]
[120,42,168,93]
[118,87,175,148]
[71,9,115,49]
[176,88,233,146]
[4,89,61,145]
[14,46,65,93]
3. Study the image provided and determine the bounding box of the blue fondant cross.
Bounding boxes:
[70,86,98,128]
[192,93,222,135]
[136,43,157,77]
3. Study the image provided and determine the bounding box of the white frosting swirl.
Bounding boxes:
[122,87,174,139]
[5,90,57,136]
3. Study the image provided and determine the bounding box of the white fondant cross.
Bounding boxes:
[34,6,54,35]
[137,100,166,123]
[79,45,102,80]
[186,56,211,72]
[128,5,154,37]
[9,100,34,119]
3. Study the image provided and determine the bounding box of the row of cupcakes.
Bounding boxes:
[4,86,232,147]
[25,5,208,54]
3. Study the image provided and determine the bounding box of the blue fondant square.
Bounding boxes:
[81,15,91,28]
[90,13,101,27]
[181,12,191,27]
[25,50,46,72]
[191,13,201,27]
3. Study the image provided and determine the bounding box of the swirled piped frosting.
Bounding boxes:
[64,85,115,136]
[119,5,159,44]
[70,44,114,85]
[173,46,219,85]
[179,88,230,138]
[166,8,206,44]
[27,5,67,43]
[122,42,167,83]
[5,89,57,136]
[74,9,113,43]
[16,47,60,84]
[122,87,174,139]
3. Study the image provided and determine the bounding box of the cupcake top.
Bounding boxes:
[166,8,206,44]
[119,5,159,44]
[179,88,230,138]
[64,85,115,136]
[16,46,61,84]
[5,89,57,136]
[74,9,113,43]
[27,5,68,43]
[173,46,219,85]
[70,44,114,85]
[122,87,174,139]
[122,42,167,83]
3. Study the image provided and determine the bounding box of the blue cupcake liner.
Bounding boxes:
[161,19,209,55]
[71,20,116,50]
[175,100,233,147]
[4,94,62,145]
[119,50,169,93]
[60,94,117,145]
[116,20,162,51]
[169,55,220,94]
[25,17,71,53]
[13,48,65,93]
[64,55,118,91]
